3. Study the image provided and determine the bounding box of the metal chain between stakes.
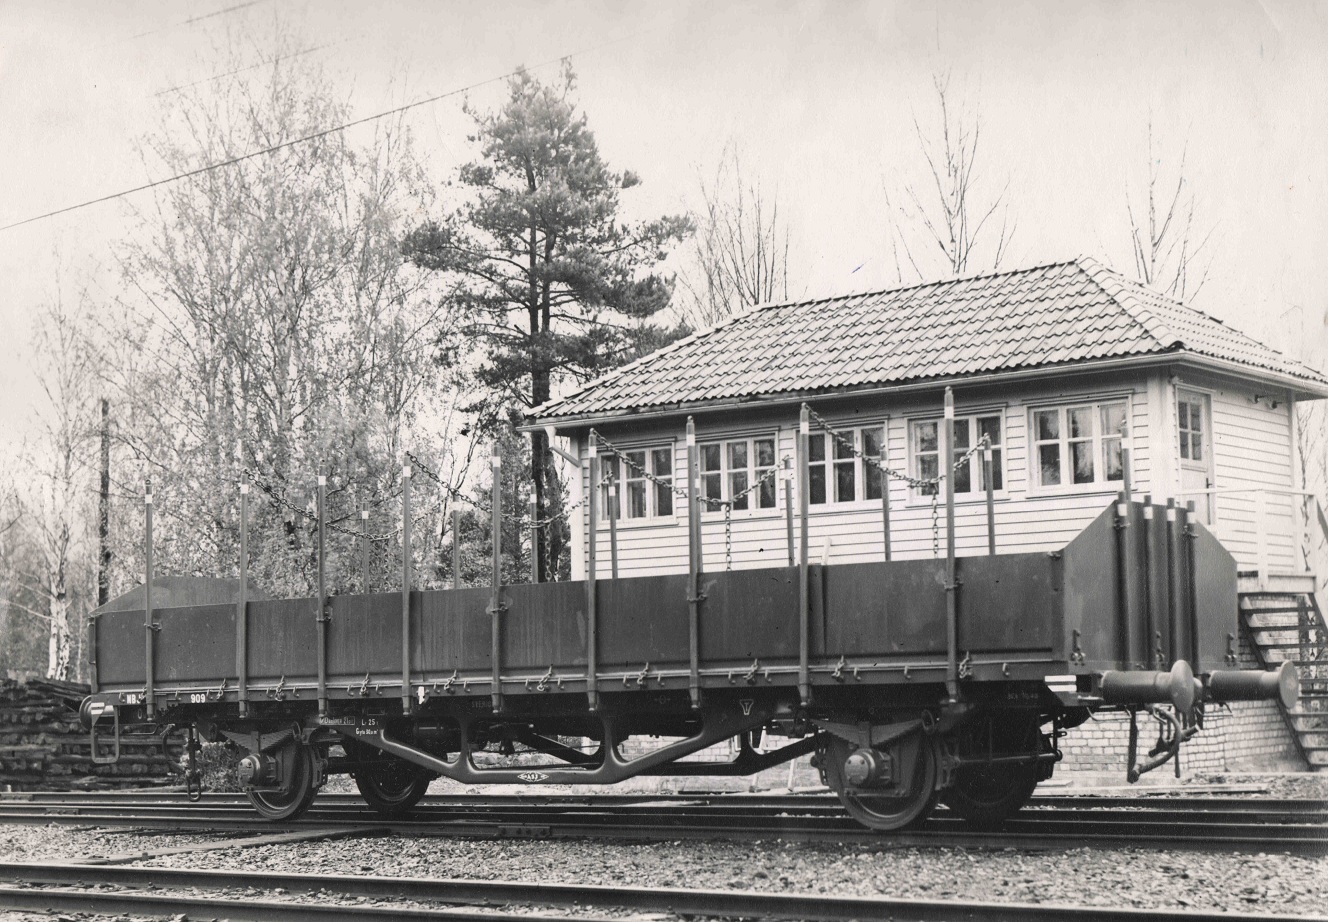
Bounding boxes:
[243,468,402,542]
[805,407,990,559]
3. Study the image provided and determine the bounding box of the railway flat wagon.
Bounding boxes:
[82,496,1295,830]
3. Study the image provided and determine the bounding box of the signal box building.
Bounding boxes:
[530,257,1328,772]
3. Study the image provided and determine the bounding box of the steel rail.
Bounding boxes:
[5,789,1324,815]
[0,805,1322,855]
[3,795,1323,825]
[3,863,1327,922]
[2,800,1322,830]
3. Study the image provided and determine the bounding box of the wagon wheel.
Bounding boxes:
[247,740,318,822]
[939,760,1040,828]
[353,755,434,817]
[940,718,1044,828]
[822,733,939,832]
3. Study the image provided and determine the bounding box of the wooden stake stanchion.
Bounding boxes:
[797,406,811,707]
[401,462,413,714]
[236,482,249,716]
[316,475,328,717]
[943,389,959,703]
[143,479,156,719]
[489,447,503,713]
[587,435,600,711]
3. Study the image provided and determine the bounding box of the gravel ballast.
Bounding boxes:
[0,819,1324,917]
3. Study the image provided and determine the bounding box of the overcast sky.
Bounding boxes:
[0,0,1324,446]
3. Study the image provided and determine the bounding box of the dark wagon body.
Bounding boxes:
[82,500,1294,829]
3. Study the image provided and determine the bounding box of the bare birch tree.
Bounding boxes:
[7,286,100,680]
[1125,120,1213,301]
[885,73,1014,282]
[103,34,459,598]
[677,148,793,328]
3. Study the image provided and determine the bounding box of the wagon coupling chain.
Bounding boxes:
[957,651,973,680]
[805,405,990,487]
[831,655,847,682]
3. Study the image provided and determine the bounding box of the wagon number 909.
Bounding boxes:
[189,693,208,704]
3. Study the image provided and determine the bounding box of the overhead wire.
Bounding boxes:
[0,28,650,234]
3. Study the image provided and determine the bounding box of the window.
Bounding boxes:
[1178,394,1205,463]
[600,446,674,520]
[910,414,1004,497]
[1031,401,1126,489]
[701,436,778,510]
[807,425,888,505]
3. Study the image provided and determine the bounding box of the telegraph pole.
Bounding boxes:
[97,398,110,607]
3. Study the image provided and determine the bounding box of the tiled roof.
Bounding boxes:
[531,257,1327,422]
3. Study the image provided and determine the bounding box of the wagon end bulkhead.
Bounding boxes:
[80,498,1295,830]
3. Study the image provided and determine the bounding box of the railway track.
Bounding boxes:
[0,790,1324,853]
[1,861,1326,922]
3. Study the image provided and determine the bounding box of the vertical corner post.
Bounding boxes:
[685,418,701,709]
[983,443,995,556]
[236,481,250,716]
[942,389,959,702]
[797,406,811,707]
[880,422,892,562]
[1114,490,1137,668]
[401,461,413,714]
[1141,495,1159,668]
[316,475,328,717]
[451,506,462,589]
[489,446,503,713]
[586,433,600,711]
[529,498,539,584]
[1165,498,1180,666]
[783,456,795,567]
[607,460,619,580]
[360,509,370,592]
[143,479,155,719]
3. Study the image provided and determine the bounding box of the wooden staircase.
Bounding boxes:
[1238,577,1328,770]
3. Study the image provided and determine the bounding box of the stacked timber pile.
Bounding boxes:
[0,678,182,791]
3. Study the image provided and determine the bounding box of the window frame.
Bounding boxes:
[1026,397,1132,495]
[595,442,678,524]
[906,410,1008,504]
[697,432,782,515]
[804,421,892,508]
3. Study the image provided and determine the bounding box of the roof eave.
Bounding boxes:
[521,350,1328,434]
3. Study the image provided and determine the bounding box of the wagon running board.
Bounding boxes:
[342,698,780,786]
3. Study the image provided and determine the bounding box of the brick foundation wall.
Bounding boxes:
[1059,634,1306,776]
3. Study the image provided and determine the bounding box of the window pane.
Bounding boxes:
[730,471,749,511]
[978,415,1002,446]
[835,461,855,502]
[656,482,673,517]
[758,477,776,509]
[988,448,1004,491]
[1036,410,1059,441]
[952,454,971,493]
[915,421,937,452]
[755,438,775,467]
[701,444,721,472]
[809,465,826,504]
[808,433,825,463]
[1189,403,1203,433]
[865,466,883,500]
[627,481,647,518]
[1178,402,1189,429]
[952,420,970,450]
[1101,404,1126,438]
[1039,444,1062,486]
[862,428,883,458]
[703,472,722,502]
[1190,434,1202,461]
[728,441,748,471]
[651,448,672,477]
[1104,437,1123,481]
[1071,441,1095,484]
[626,450,646,475]
[918,455,938,495]
[1069,407,1094,439]
[833,434,855,460]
